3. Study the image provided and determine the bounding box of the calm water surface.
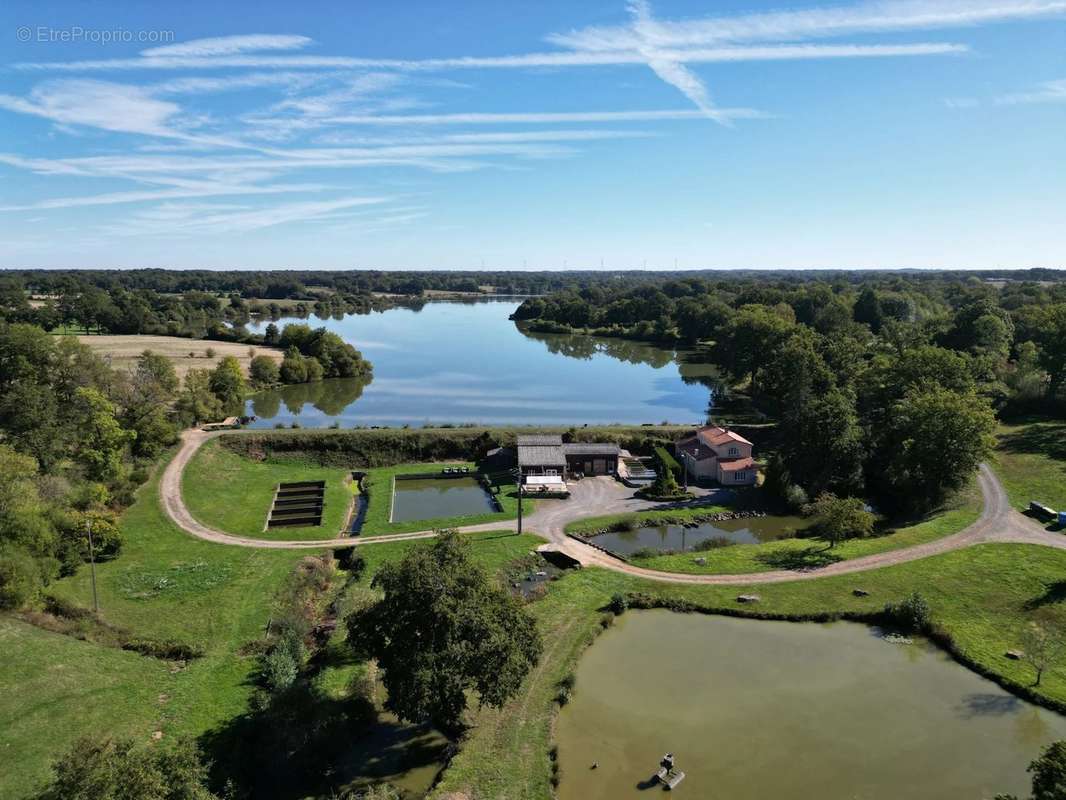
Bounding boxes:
[556,611,1066,800]
[591,516,808,555]
[243,300,715,427]
[390,477,496,523]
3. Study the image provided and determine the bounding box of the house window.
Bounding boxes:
[735,472,747,482]
[728,446,738,456]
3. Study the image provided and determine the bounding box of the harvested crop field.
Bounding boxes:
[74,335,283,379]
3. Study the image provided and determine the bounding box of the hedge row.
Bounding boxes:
[220,425,696,468]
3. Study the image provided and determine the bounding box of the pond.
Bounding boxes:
[589,515,808,556]
[242,299,717,427]
[390,476,497,523]
[555,611,1066,800]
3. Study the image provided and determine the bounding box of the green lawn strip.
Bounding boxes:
[0,616,170,800]
[183,438,351,540]
[434,542,1066,797]
[995,420,1066,512]
[565,482,981,576]
[359,463,530,536]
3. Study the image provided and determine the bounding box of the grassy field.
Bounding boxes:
[565,482,982,575]
[360,463,528,536]
[183,439,352,540]
[432,540,1066,799]
[0,617,171,798]
[74,335,283,380]
[995,419,1066,514]
[2,439,547,799]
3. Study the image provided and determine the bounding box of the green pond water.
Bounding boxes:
[590,515,808,555]
[390,476,496,523]
[556,610,1066,800]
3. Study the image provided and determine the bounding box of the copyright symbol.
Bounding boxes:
[16,26,32,42]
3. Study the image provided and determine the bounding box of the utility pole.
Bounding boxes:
[514,468,523,536]
[86,519,99,614]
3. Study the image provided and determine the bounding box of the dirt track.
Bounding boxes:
[161,429,1066,583]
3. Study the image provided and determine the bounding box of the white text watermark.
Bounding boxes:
[16,26,175,45]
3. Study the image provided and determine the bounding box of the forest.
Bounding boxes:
[513,273,1066,515]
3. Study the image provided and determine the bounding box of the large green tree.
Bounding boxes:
[73,388,135,482]
[1032,304,1066,400]
[346,532,541,734]
[875,386,996,512]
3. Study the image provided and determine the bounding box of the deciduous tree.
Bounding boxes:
[346,532,541,734]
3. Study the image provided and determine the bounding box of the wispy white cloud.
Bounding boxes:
[548,0,1066,50]
[141,34,313,58]
[14,43,966,72]
[0,181,326,211]
[114,195,393,236]
[0,80,182,138]
[322,109,767,125]
[995,78,1066,104]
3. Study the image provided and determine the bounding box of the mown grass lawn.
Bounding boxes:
[183,438,352,540]
[0,617,171,799]
[359,462,529,536]
[566,482,981,576]
[432,541,1066,799]
[995,419,1066,513]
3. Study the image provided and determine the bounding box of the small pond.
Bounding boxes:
[555,610,1066,800]
[390,476,497,523]
[590,515,807,556]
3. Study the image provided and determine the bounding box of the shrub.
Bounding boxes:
[262,648,299,693]
[123,637,204,661]
[555,673,576,706]
[784,483,809,512]
[654,446,682,479]
[249,354,280,387]
[608,592,629,615]
[692,536,736,551]
[612,514,640,532]
[600,612,616,629]
[883,592,931,633]
[0,545,43,610]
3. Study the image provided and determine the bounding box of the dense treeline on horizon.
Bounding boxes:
[516,271,1066,516]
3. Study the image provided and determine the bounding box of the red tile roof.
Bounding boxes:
[696,425,752,448]
[718,457,755,472]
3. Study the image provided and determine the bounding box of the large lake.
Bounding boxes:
[555,611,1066,800]
[243,300,716,427]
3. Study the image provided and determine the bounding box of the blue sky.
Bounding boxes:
[0,0,1064,270]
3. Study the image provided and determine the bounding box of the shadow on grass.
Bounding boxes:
[755,545,842,572]
[998,421,1066,461]
[1023,580,1066,611]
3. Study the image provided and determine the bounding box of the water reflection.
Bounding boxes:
[243,301,711,427]
[252,377,369,420]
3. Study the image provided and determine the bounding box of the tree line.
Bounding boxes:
[515,275,1066,521]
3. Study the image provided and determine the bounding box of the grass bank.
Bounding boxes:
[566,482,981,576]
[183,438,351,540]
[995,419,1066,513]
[432,541,1066,798]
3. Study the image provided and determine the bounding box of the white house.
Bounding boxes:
[674,426,757,486]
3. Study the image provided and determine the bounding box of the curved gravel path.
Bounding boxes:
[161,429,1066,583]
